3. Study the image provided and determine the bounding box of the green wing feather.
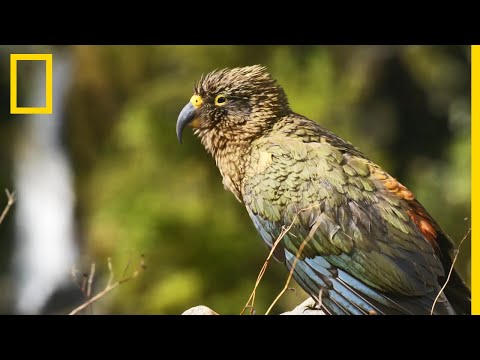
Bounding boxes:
[243,135,453,314]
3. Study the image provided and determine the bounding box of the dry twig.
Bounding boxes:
[265,219,321,315]
[87,263,96,298]
[240,204,320,315]
[239,224,292,315]
[0,189,16,225]
[430,227,471,315]
[69,255,146,315]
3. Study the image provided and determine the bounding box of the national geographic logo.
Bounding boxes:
[10,54,53,115]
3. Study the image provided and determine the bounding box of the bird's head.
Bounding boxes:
[176,65,290,145]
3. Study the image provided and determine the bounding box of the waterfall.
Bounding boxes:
[13,49,78,314]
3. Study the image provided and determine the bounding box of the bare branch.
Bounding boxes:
[240,219,300,315]
[81,273,88,295]
[70,282,121,315]
[430,227,471,315]
[0,189,16,225]
[87,263,96,298]
[265,217,321,315]
[122,254,132,279]
[240,204,320,315]
[107,257,114,287]
[69,256,145,315]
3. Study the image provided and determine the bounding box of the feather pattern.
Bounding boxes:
[243,131,459,315]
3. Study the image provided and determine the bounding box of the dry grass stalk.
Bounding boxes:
[0,189,15,225]
[265,219,321,315]
[69,255,146,315]
[430,227,471,315]
[240,204,320,315]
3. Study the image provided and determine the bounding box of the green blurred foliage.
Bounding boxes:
[0,45,471,314]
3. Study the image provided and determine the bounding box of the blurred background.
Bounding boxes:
[0,45,471,315]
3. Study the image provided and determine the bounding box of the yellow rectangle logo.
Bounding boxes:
[10,53,53,115]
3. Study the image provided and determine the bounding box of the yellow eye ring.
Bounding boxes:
[215,94,227,106]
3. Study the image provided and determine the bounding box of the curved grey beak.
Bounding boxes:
[176,102,197,144]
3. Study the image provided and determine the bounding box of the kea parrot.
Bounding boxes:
[176,65,470,315]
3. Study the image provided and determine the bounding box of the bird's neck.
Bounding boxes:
[197,129,253,202]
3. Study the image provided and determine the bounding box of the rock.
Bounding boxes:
[181,298,325,315]
[182,305,218,315]
[280,298,325,315]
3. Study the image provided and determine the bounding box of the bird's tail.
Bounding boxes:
[286,252,456,315]
[443,268,471,315]
[436,231,471,315]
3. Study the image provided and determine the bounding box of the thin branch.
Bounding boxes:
[69,256,146,315]
[265,218,321,315]
[122,254,132,279]
[107,257,114,287]
[240,224,292,315]
[240,204,320,315]
[0,189,16,225]
[430,227,471,315]
[87,263,96,298]
[70,280,122,315]
[81,273,88,295]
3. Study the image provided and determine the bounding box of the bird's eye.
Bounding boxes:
[215,94,227,106]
